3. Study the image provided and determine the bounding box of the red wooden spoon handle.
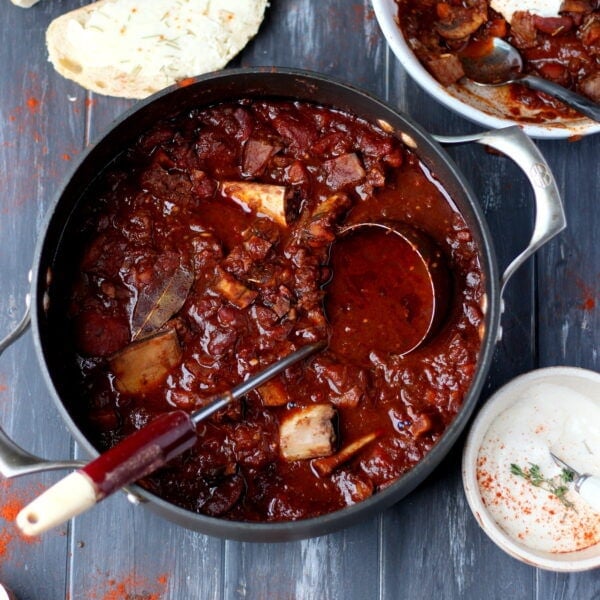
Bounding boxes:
[84,410,196,497]
[16,411,196,536]
[16,342,324,536]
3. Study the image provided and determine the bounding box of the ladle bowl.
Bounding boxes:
[326,222,450,365]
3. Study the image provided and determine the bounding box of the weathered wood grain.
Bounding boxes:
[0,3,86,599]
[0,0,598,599]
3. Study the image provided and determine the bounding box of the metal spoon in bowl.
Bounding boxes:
[459,37,600,122]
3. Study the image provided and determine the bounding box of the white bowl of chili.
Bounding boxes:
[372,0,600,139]
[462,367,600,571]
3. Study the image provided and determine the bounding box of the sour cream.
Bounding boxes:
[490,0,562,23]
[477,380,600,553]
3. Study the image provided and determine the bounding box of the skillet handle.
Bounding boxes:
[0,288,31,359]
[0,282,82,478]
[434,126,566,296]
[0,426,83,478]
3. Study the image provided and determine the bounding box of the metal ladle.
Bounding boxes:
[459,37,600,122]
[13,222,451,534]
[325,221,450,365]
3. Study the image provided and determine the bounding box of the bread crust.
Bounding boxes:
[10,0,41,7]
[46,0,268,99]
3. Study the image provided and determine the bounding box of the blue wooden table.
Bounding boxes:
[0,1,598,598]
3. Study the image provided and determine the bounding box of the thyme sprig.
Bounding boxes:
[510,462,576,510]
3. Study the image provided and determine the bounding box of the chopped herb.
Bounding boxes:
[510,462,576,510]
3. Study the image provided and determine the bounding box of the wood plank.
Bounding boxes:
[240,0,388,97]
[381,445,536,599]
[535,138,600,371]
[535,137,600,599]
[65,9,215,600]
[224,519,382,600]
[385,45,539,598]
[64,69,222,600]
[67,487,223,600]
[0,2,88,598]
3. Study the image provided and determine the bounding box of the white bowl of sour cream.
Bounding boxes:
[463,367,600,571]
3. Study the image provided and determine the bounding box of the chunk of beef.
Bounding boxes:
[279,404,336,461]
[580,71,600,101]
[323,153,366,191]
[190,170,218,199]
[511,11,538,49]
[200,474,244,517]
[243,234,273,261]
[140,168,192,201]
[80,232,127,277]
[425,53,466,85]
[213,267,258,309]
[533,14,574,35]
[257,379,289,406]
[75,309,129,357]
[271,113,319,150]
[195,129,238,178]
[579,13,600,52]
[293,193,351,248]
[313,357,369,408]
[332,471,374,505]
[137,125,176,154]
[310,130,352,157]
[242,138,281,177]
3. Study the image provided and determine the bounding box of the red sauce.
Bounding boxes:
[326,227,438,365]
[60,99,484,522]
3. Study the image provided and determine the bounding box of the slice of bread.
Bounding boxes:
[46,0,269,99]
[11,0,41,7]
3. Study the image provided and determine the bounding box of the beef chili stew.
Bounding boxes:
[50,95,485,524]
[395,0,600,118]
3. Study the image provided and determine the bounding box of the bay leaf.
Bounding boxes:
[131,259,194,341]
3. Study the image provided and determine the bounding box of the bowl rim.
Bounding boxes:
[371,0,600,140]
[462,366,600,571]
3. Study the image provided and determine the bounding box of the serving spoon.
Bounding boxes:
[550,452,600,513]
[459,37,600,122]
